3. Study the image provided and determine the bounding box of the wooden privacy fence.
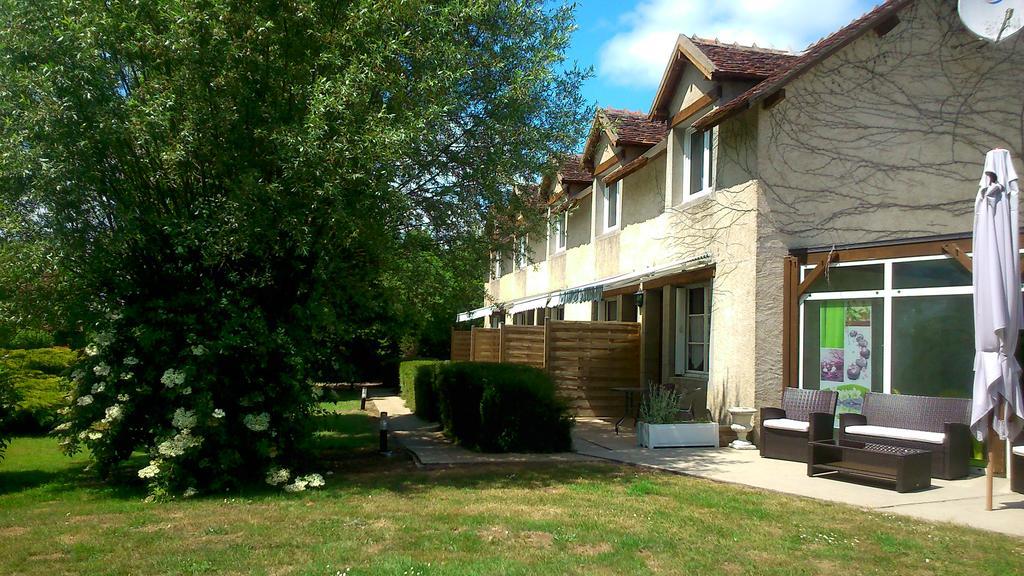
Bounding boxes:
[450,328,471,362]
[469,326,501,362]
[498,325,545,369]
[452,320,642,418]
[545,321,642,418]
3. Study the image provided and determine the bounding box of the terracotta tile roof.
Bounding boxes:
[694,0,912,131]
[602,108,668,146]
[559,154,592,184]
[691,37,798,79]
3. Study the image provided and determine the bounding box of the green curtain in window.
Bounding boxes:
[819,301,845,349]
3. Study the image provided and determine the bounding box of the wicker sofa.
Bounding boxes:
[839,392,972,480]
[759,388,838,462]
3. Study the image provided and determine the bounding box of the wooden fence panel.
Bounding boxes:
[499,325,545,369]
[544,320,642,418]
[450,329,472,362]
[470,327,501,362]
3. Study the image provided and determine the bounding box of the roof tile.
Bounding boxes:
[695,0,912,130]
[559,154,592,184]
[691,37,798,79]
[602,108,668,146]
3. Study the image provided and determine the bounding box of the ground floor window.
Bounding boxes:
[512,310,537,326]
[799,254,984,417]
[673,284,710,376]
[604,298,618,321]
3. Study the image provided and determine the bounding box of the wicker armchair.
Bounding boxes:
[759,388,838,462]
[838,392,971,480]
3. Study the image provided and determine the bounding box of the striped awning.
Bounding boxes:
[456,306,494,323]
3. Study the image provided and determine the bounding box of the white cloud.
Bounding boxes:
[599,0,873,88]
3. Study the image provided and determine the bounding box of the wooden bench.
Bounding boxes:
[838,392,971,480]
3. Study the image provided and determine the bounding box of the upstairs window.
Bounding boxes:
[493,252,504,279]
[553,211,567,252]
[604,180,620,231]
[686,128,713,200]
[514,236,528,269]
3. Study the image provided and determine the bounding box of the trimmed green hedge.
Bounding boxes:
[429,362,573,453]
[398,359,444,419]
[0,348,77,434]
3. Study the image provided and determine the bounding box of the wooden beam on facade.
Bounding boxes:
[670,87,722,128]
[761,89,786,111]
[593,155,619,176]
[604,156,648,186]
[781,256,800,389]
[942,242,973,273]
[797,251,838,296]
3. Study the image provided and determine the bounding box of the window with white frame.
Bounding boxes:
[493,252,503,279]
[685,128,713,200]
[673,285,711,375]
[604,179,620,231]
[552,211,567,252]
[797,254,1004,407]
[514,236,528,269]
[604,298,619,322]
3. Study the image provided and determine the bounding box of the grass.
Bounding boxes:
[1,392,1023,575]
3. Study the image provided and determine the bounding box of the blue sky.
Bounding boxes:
[562,0,881,114]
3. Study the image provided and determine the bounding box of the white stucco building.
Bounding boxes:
[460,0,1024,422]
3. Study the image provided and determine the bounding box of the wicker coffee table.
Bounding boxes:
[807,439,932,493]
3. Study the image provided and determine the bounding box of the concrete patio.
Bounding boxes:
[573,418,1024,538]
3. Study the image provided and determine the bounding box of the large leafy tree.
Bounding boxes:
[0,0,588,493]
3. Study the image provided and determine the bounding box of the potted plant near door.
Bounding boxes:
[637,385,719,448]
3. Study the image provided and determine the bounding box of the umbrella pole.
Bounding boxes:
[986,399,1007,511]
[986,437,994,511]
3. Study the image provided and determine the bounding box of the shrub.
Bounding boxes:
[0,348,76,434]
[413,364,442,422]
[7,329,55,350]
[639,385,685,424]
[0,366,20,461]
[431,362,573,453]
[398,360,444,418]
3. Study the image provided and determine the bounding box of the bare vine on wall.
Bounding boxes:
[759,0,1024,247]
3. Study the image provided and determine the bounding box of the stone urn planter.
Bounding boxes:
[728,406,757,450]
[638,421,719,449]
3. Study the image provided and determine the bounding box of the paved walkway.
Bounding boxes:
[573,418,1024,538]
[368,393,1023,537]
[369,394,595,466]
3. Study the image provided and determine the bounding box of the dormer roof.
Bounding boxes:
[649,35,797,121]
[582,108,668,167]
[695,0,912,131]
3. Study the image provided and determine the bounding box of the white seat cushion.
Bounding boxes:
[763,418,810,433]
[1013,446,1024,457]
[844,424,945,445]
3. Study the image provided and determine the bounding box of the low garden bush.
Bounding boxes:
[0,366,19,461]
[431,362,573,453]
[0,348,77,434]
[6,329,55,350]
[398,359,443,420]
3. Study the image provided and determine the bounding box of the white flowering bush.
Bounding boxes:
[58,316,319,495]
[3,0,587,495]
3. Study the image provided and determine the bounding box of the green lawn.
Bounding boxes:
[2,395,1023,575]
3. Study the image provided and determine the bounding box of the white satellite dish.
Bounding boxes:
[959,0,1024,42]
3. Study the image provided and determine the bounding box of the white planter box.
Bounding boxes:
[638,422,719,448]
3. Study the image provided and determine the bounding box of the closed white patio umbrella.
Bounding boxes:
[971,148,1024,510]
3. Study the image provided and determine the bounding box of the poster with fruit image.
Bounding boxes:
[818,301,872,424]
